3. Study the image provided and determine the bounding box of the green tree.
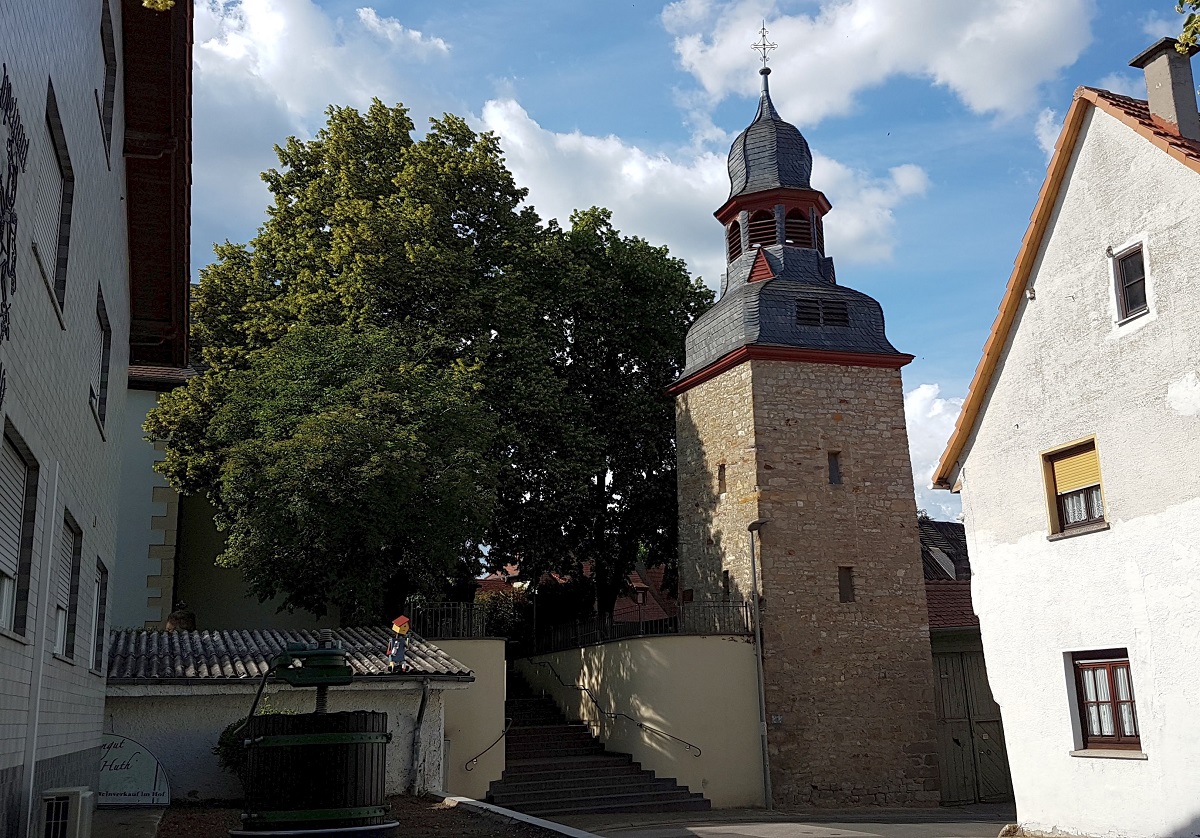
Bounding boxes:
[486,209,712,617]
[147,326,496,622]
[149,100,711,624]
[1179,2,1200,51]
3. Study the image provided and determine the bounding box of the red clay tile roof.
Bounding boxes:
[925,580,978,629]
[1085,87,1200,168]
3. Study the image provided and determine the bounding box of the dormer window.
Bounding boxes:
[796,298,850,327]
[727,220,743,261]
[784,209,813,248]
[747,210,776,248]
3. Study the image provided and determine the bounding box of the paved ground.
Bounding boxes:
[554,805,1015,838]
[93,807,165,838]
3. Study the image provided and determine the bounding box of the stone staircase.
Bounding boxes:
[487,670,710,817]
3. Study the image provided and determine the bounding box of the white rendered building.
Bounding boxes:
[935,40,1200,838]
[0,2,190,835]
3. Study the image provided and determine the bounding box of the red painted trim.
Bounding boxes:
[714,187,832,224]
[668,345,914,395]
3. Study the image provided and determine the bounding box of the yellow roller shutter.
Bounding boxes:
[1052,443,1100,494]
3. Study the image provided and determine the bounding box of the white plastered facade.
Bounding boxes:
[0,1,133,834]
[953,106,1200,838]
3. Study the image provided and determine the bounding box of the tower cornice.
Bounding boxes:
[714,186,832,225]
[668,344,915,396]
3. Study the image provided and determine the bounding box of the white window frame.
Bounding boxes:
[53,606,67,656]
[0,571,15,632]
[1107,235,1156,337]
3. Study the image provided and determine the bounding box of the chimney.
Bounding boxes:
[1129,37,1200,142]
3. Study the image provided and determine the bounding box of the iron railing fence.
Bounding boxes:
[534,601,751,654]
[409,599,751,652]
[409,599,531,640]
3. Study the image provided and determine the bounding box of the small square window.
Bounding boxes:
[1044,440,1104,533]
[1073,649,1140,750]
[1115,247,1148,321]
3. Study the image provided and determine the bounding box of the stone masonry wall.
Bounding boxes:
[676,363,760,604]
[676,358,939,807]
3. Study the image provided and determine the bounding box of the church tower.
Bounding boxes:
[671,65,940,807]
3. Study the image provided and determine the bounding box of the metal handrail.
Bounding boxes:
[464,717,512,772]
[526,660,702,757]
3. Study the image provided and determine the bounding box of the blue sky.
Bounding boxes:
[190,0,1192,518]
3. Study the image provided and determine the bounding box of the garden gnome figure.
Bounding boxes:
[387,615,411,673]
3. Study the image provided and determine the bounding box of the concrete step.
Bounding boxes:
[493,769,656,794]
[506,792,711,817]
[506,742,604,759]
[490,777,683,805]
[501,753,636,776]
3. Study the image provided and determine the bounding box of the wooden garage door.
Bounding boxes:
[933,650,1013,805]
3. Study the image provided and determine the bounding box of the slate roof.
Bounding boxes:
[682,258,905,378]
[727,69,813,198]
[918,519,971,581]
[924,580,979,629]
[106,627,473,684]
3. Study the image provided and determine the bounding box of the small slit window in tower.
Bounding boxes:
[828,451,843,485]
[747,210,776,248]
[726,221,743,261]
[838,566,855,603]
[784,209,813,248]
[717,463,727,495]
[722,570,731,600]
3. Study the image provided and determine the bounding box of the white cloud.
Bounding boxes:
[356,8,449,54]
[662,0,1094,127]
[1097,72,1145,99]
[480,99,929,287]
[190,1,451,272]
[1142,12,1180,40]
[904,383,964,520]
[1034,107,1061,161]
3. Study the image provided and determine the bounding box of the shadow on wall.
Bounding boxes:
[674,400,753,609]
[174,494,337,631]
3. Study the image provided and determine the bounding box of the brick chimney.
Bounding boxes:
[1129,37,1200,141]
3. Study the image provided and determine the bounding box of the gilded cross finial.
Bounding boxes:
[752,21,776,69]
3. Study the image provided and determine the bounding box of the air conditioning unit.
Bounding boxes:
[40,787,93,838]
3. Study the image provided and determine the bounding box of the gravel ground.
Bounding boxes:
[156,794,561,838]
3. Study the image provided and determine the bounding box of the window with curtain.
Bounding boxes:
[1046,440,1105,532]
[1073,649,1140,749]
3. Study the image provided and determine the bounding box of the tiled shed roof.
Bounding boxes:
[106,627,472,684]
[925,580,979,630]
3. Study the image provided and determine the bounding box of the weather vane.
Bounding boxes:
[752,21,777,69]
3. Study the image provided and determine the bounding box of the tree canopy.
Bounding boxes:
[1179,2,1200,52]
[148,100,712,623]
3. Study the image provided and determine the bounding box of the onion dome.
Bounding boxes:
[726,68,813,198]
